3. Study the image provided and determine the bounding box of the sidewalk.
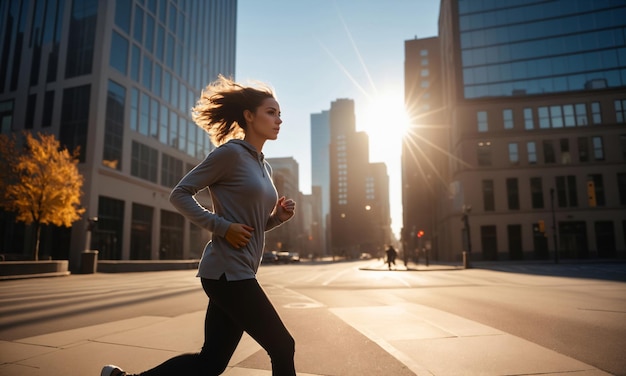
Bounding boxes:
[0,294,610,375]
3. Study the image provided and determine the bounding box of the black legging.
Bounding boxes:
[139,275,296,376]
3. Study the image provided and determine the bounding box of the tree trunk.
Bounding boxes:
[33,221,41,261]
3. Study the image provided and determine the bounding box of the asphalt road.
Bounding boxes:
[1,260,624,375]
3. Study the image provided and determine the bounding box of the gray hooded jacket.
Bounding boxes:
[169,139,284,280]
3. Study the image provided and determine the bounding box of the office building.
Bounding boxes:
[265,157,303,254]
[403,0,626,262]
[310,110,331,254]
[328,99,391,258]
[0,0,237,269]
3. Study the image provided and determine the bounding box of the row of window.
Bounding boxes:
[110,30,200,117]
[463,46,625,85]
[475,99,626,132]
[458,0,619,26]
[471,219,622,260]
[129,140,191,188]
[460,8,625,49]
[464,68,626,99]
[104,79,211,176]
[1,0,96,93]
[94,195,203,260]
[480,173,626,212]
[477,135,620,167]
[113,0,233,92]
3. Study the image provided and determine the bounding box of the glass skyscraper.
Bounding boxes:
[0,0,237,269]
[459,0,625,99]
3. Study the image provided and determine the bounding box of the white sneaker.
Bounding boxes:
[101,365,127,376]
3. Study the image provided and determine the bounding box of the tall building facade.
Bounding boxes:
[265,157,303,254]
[0,0,237,269]
[328,99,391,258]
[404,0,626,262]
[402,36,446,261]
[310,109,330,254]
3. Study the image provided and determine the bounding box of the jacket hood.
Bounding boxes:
[229,139,264,161]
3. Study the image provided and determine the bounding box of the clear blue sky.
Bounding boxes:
[236,0,440,237]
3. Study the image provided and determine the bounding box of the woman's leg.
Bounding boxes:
[138,281,244,376]
[202,277,295,376]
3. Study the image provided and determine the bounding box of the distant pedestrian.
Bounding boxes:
[385,245,397,270]
[101,75,296,376]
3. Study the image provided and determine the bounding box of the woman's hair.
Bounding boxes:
[192,75,275,146]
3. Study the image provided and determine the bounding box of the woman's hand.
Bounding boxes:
[274,196,296,223]
[225,223,254,249]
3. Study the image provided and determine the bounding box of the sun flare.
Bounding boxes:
[356,92,410,163]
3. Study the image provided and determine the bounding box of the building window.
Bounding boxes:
[110,31,129,74]
[555,176,578,208]
[538,107,550,129]
[133,5,144,42]
[95,196,125,260]
[65,0,97,78]
[25,94,36,129]
[139,92,150,136]
[160,210,184,259]
[103,80,126,170]
[563,105,575,127]
[560,138,570,164]
[591,102,602,125]
[503,109,513,129]
[588,174,605,206]
[506,178,519,210]
[131,141,158,183]
[421,58,428,65]
[161,153,183,188]
[114,0,132,34]
[60,85,91,162]
[131,203,153,260]
[420,49,428,56]
[523,108,534,130]
[618,173,626,206]
[42,91,54,128]
[592,136,604,161]
[0,100,13,134]
[421,69,429,77]
[508,143,519,164]
[142,55,153,90]
[575,103,588,126]
[131,44,140,81]
[477,141,492,166]
[550,106,563,128]
[616,100,626,123]
[543,140,555,163]
[620,135,626,161]
[477,111,488,132]
[482,180,495,211]
[527,142,537,164]
[530,177,544,209]
[578,137,589,162]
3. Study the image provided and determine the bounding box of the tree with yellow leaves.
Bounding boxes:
[0,132,85,260]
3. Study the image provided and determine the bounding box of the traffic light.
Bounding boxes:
[417,230,424,238]
[587,180,596,207]
[538,220,545,233]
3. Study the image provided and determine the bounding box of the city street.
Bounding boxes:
[1,260,625,375]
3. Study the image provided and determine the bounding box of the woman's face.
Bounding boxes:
[246,97,282,141]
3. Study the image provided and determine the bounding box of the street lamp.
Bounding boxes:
[461,205,472,268]
[550,189,559,264]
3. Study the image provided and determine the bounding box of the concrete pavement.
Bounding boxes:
[0,264,613,375]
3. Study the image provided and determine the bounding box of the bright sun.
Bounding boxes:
[356,92,410,163]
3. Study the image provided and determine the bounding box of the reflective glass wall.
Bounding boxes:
[458,0,626,98]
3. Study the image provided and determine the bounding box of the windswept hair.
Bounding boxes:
[192,75,275,146]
